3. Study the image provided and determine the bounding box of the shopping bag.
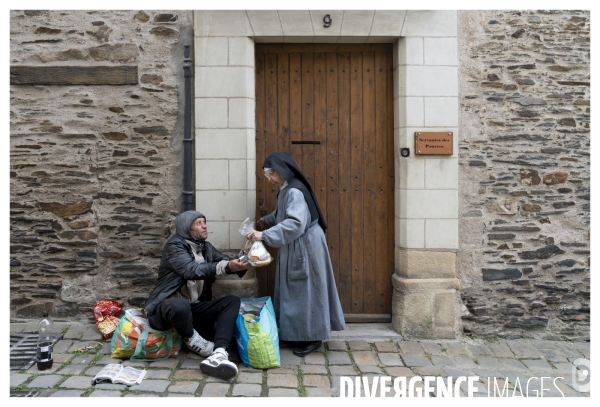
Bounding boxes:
[234,296,280,369]
[110,308,182,361]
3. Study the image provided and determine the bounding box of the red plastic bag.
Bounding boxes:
[94,300,123,339]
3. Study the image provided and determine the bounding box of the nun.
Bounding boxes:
[246,152,346,356]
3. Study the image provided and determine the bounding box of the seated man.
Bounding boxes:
[142,210,248,381]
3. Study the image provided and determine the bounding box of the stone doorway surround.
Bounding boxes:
[193,10,460,339]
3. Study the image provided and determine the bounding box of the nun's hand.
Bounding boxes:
[257,218,266,230]
[246,230,263,242]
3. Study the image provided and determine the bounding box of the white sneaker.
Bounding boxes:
[184,330,214,357]
[200,348,238,381]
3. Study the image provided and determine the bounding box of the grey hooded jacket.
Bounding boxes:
[142,211,234,317]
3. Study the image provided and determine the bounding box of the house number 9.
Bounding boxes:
[323,14,332,28]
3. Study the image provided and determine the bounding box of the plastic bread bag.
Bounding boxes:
[239,217,255,236]
[247,241,273,267]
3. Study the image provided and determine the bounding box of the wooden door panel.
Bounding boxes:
[255,44,394,319]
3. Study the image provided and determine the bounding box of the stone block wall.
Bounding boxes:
[10,10,193,320]
[457,10,590,340]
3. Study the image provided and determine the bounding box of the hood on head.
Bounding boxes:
[175,210,205,241]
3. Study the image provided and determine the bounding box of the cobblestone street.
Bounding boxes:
[10,321,590,397]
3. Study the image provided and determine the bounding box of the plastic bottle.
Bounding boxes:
[36,312,54,370]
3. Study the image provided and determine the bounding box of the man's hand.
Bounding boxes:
[228,258,248,272]
[246,230,263,242]
[257,218,266,230]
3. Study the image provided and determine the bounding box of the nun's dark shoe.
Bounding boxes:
[293,340,322,357]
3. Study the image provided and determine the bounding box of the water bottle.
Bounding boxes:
[36,312,53,370]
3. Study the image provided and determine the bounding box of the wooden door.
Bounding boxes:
[255,44,394,321]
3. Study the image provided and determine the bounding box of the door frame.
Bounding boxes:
[193,10,461,338]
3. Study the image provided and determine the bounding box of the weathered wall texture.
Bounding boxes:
[10,10,193,320]
[458,10,590,340]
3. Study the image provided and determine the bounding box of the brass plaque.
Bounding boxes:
[415,132,453,155]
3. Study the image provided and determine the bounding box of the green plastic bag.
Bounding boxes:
[234,297,280,369]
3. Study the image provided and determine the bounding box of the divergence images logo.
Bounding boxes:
[572,358,590,392]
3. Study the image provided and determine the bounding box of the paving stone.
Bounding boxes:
[467,343,493,356]
[475,356,504,370]
[82,326,103,341]
[268,388,299,397]
[451,355,479,369]
[268,366,297,374]
[386,366,416,377]
[29,356,67,374]
[53,339,73,353]
[529,339,562,350]
[401,354,432,367]
[59,376,94,389]
[96,355,125,365]
[506,340,543,359]
[331,374,359,390]
[443,367,476,377]
[70,355,94,365]
[168,381,199,393]
[326,340,347,351]
[23,321,40,333]
[555,343,586,359]
[10,373,31,387]
[305,387,334,397]
[206,374,235,383]
[303,352,326,365]
[231,383,261,397]
[539,348,569,363]
[236,371,263,384]
[430,355,456,367]
[148,358,180,369]
[95,383,127,390]
[373,341,397,353]
[10,322,27,333]
[279,348,302,366]
[167,393,194,397]
[498,358,530,373]
[121,360,147,368]
[70,341,103,353]
[89,390,122,397]
[357,364,384,374]
[352,350,378,365]
[174,368,205,380]
[553,362,576,374]
[49,390,85,397]
[378,352,404,366]
[129,379,170,393]
[267,373,297,388]
[57,364,88,375]
[329,365,357,375]
[199,383,230,397]
[471,368,505,380]
[488,341,515,358]
[521,359,555,372]
[180,358,201,369]
[83,365,104,377]
[124,393,159,397]
[303,374,330,387]
[300,365,328,374]
[420,343,444,355]
[100,341,112,355]
[444,342,467,355]
[348,340,371,351]
[397,341,424,354]
[62,324,86,339]
[412,366,445,376]
[27,375,63,388]
[145,369,171,379]
[327,351,352,365]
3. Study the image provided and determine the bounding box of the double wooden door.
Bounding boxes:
[254,44,394,321]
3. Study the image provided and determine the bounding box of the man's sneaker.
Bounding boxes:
[184,330,214,357]
[200,348,238,381]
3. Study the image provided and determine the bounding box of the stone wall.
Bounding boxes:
[10,10,193,320]
[458,10,590,340]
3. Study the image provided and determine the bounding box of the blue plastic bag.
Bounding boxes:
[234,296,280,369]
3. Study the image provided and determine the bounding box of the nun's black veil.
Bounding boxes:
[263,152,327,231]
